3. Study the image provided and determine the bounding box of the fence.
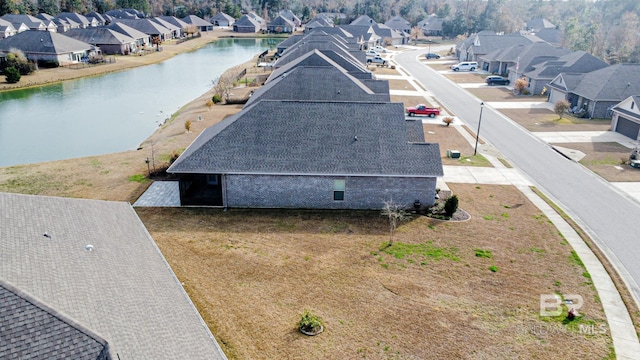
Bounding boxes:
[64,57,116,70]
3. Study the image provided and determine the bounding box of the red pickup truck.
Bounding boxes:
[406,104,440,117]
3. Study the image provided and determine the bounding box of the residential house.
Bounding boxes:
[547,64,640,118]
[233,13,264,33]
[385,15,411,34]
[271,46,375,81]
[267,15,296,33]
[0,14,56,32]
[279,9,301,27]
[0,30,94,65]
[0,192,228,359]
[0,19,17,39]
[106,22,150,49]
[525,18,556,32]
[52,17,73,32]
[246,50,390,107]
[64,27,137,55]
[350,14,377,27]
[211,12,235,27]
[167,100,443,209]
[182,14,213,32]
[275,31,366,69]
[86,11,109,26]
[479,42,570,87]
[304,15,333,31]
[275,33,304,56]
[418,16,444,36]
[151,17,182,38]
[522,50,608,94]
[456,30,540,62]
[56,12,94,28]
[610,96,640,140]
[337,25,379,49]
[371,23,405,45]
[157,15,190,33]
[112,18,173,42]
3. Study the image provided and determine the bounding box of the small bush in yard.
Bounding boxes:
[298,309,323,334]
[444,195,459,216]
[4,66,20,83]
[442,117,454,126]
[212,94,222,103]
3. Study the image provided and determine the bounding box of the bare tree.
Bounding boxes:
[410,26,422,45]
[212,73,236,103]
[381,199,410,246]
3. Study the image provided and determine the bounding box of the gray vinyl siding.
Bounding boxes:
[225,174,437,209]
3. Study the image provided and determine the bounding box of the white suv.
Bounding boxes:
[451,61,478,71]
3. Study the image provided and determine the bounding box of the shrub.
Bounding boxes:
[1,50,35,75]
[184,120,192,132]
[4,66,20,83]
[212,94,222,103]
[513,77,529,94]
[554,100,570,119]
[205,99,214,110]
[298,309,323,333]
[444,194,458,216]
[442,117,454,126]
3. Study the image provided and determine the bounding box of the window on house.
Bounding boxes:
[632,102,635,110]
[333,180,345,201]
[206,175,219,186]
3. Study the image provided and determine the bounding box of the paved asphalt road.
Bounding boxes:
[394,49,640,305]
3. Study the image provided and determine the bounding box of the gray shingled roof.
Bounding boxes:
[112,18,171,36]
[106,22,148,41]
[270,49,371,81]
[571,64,640,101]
[385,15,411,32]
[0,30,92,55]
[211,12,234,24]
[350,15,376,26]
[276,37,365,68]
[526,50,607,79]
[0,280,111,360]
[157,15,189,29]
[63,27,135,45]
[181,15,212,26]
[168,100,442,177]
[0,192,227,359]
[234,14,262,29]
[305,16,333,28]
[0,14,48,30]
[57,12,90,27]
[269,15,295,28]
[151,17,180,32]
[246,64,389,107]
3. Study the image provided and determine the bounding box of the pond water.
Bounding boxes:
[0,38,279,167]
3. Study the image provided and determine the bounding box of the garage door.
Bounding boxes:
[615,116,640,140]
[548,90,565,105]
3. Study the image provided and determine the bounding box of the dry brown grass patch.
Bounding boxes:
[498,109,612,132]
[138,184,611,360]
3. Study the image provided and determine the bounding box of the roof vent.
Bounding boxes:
[354,135,358,141]
[85,244,94,251]
[43,232,51,238]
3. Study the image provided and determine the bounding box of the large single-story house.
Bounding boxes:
[1,14,56,32]
[112,18,173,41]
[211,12,235,27]
[267,15,296,33]
[418,16,444,36]
[0,19,17,39]
[63,27,137,55]
[233,13,263,33]
[182,14,213,31]
[385,15,411,34]
[610,96,640,140]
[106,21,150,49]
[547,64,640,118]
[0,30,94,65]
[0,192,227,359]
[167,100,443,209]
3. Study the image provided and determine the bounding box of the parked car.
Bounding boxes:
[365,49,379,57]
[367,55,387,65]
[425,53,440,59]
[485,76,510,85]
[373,45,387,53]
[406,104,440,117]
[450,61,478,71]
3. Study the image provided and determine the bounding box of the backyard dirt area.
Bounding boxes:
[137,183,612,360]
[553,142,640,182]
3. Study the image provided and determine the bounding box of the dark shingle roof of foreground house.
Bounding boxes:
[0,192,227,359]
[0,280,111,360]
[168,101,442,177]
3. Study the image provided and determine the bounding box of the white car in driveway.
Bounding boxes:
[373,45,387,53]
[450,61,478,71]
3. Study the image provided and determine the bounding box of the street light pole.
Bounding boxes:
[474,102,484,156]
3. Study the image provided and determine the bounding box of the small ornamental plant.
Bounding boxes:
[442,117,454,126]
[298,309,324,336]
